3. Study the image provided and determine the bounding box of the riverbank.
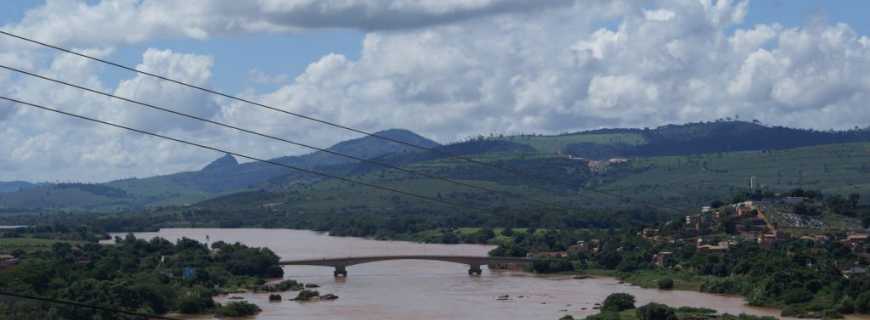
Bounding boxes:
[582,269,714,291]
[576,269,870,320]
[112,228,811,320]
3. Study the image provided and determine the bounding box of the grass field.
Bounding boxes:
[507,132,647,154]
[591,142,870,208]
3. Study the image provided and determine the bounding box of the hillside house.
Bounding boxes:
[841,266,868,279]
[568,241,591,254]
[758,230,786,249]
[842,233,869,253]
[0,254,18,269]
[652,251,673,267]
[734,201,756,217]
[696,238,730,253]
[685,214,702,229]
[799,234,830,245]
[640,228,659,239]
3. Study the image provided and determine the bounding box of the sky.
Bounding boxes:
[1,0,870,182]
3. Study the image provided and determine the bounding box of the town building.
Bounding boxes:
[652,251,673,267]
[842,232,869,253]
[696,238,730,253]
[758,230,785,249]
[0,254,18,269]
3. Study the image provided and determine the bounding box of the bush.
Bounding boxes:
[837,296,855,314]
[781,288,813,304]
[657,278,674,290]
[637,303,677,320]
[602,293,636,312]
[700,278,745,295]
[215,301,261,317]
[176,292,215,314]
[719,314,778,320]
[856,291,870,314]
[586,312,621,320]
[531,258,574,273]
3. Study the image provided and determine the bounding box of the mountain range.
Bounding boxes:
[1,121,869,213]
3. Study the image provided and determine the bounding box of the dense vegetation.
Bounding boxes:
[563,121,870,158]
[0,234,282,319]
[489,192,870,318]
[3,121,870,213]
[578,293,777,320]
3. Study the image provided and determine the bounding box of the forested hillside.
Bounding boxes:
[2,121,869,213]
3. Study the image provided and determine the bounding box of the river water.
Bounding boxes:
[113,228,803,320]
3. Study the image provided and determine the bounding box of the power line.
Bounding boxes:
[0,30,529,175]
[0,95,492,212]
[0,63,573,213]
[0,30,683,213]
[0,290,183,320]
[0,30,615,202]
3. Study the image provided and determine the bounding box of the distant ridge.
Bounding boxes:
[555,121,870,159]
[3,121,870,212]
[202,154,239,171]
[0,181,34,193]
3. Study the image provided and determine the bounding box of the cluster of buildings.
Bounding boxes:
[683,201,788,249]
[0,254,18,269]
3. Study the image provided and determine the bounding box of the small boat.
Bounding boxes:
[497,294,511,301]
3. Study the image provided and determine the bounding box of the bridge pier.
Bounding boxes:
[334,265,348,278]
[468,265,483,276]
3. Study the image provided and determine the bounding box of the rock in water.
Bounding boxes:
[292,290,320,302]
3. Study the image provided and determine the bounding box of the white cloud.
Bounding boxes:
[644,9,675,22]
[113,49,219,131]
[3,0,579,47]
[3,0,870,182]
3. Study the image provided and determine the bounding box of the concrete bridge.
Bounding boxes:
[280,255,535,277]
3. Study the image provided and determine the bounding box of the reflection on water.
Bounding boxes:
[110,228,823,320]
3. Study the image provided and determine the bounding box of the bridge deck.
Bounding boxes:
[280,255,534,267]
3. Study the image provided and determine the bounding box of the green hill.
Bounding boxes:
[0,129,439,211]
[2,121,870,213]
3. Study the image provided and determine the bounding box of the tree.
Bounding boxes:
[502,228,514,237]
[637,303,677,320]
[602,293,636,312]
[849,193,861,208]
[215,301,261,317]
[855,291,870,314]
[657,278,674,290]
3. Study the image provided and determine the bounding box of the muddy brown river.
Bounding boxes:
[110,228,849,320]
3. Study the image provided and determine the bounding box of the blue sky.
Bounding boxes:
[1,1,362,93]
